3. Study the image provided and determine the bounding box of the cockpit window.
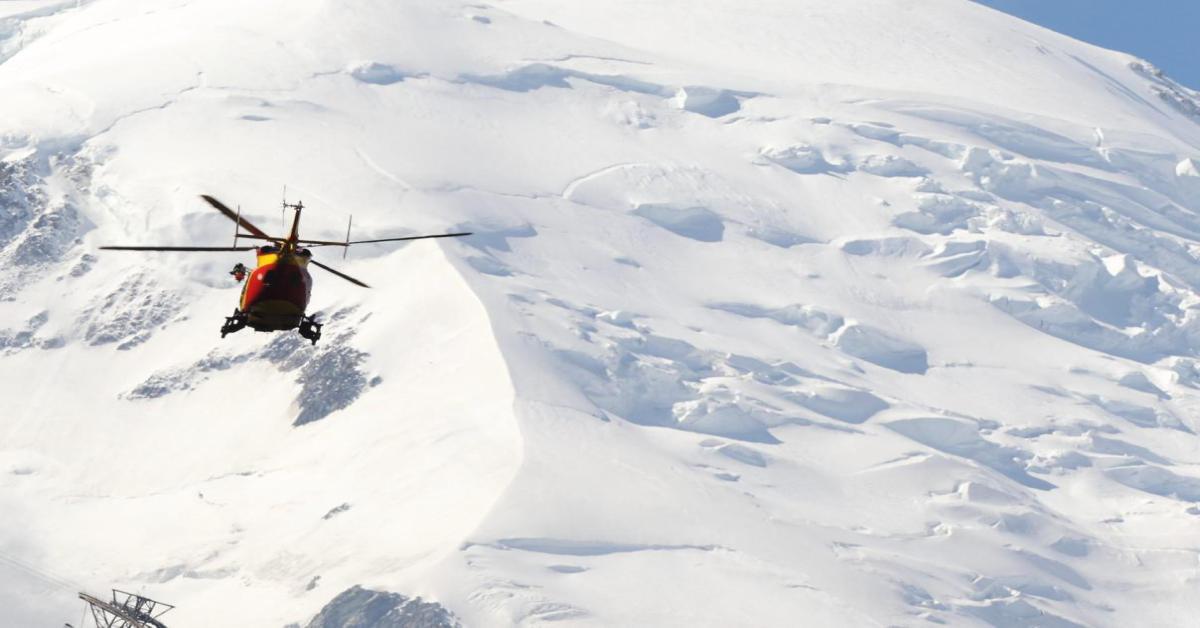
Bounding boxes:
[298,248,312,257]
[259,245,278,254]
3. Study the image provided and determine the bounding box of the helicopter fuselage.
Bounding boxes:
[240,245,313,331]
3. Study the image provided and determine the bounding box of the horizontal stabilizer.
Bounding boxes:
[100,246,258,252]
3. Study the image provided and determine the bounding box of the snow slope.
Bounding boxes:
[2,0,1200,626]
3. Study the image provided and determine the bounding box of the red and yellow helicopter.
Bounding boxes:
[101,195,470,345]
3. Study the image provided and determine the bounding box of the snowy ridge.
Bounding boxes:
[2,1,1200,626]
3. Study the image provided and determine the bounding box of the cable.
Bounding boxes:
[0,551,81,592]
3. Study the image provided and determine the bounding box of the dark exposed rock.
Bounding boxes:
[322,503,351,520]
[306,586,460,628]
[0,310,56,353]
[0,158,42,249]
[80,275,182,349]
[293,342,369,426]
[1130,61,1200,122]
[11,202,81,266]
[126,307,375,426]
[126,350,253,399]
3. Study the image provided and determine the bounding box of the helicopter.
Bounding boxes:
[101,194,471,345]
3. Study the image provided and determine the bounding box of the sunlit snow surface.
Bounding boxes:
[2,0,1200,626]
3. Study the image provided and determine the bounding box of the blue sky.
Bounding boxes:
[974,0,1200,89]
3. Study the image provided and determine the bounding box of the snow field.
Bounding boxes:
[1,0,1200,626]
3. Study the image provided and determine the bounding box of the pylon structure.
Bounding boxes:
[77,590,173,628]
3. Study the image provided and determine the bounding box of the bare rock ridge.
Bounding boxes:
[302,586,460,628]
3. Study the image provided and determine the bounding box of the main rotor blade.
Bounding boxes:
[100,246,258,252]
[310,259,370,288]
[295,233,471,247]
[296,239,352,247]
[345,232,473,245]
[201,195,271,239]
[234,234,278,242]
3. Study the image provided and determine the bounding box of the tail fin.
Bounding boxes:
[288,200,304,242]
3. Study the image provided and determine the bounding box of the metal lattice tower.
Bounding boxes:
[77,590,173,628]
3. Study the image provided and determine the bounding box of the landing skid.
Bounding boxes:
[221,309,247,338]
[298,315,322,345]
[220,309,320,344]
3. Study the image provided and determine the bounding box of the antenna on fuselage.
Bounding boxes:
[281,185,288,232]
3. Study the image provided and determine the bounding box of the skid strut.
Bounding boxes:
[298,314,322,345]
[221,309,247,338]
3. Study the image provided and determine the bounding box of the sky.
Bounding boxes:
[974,0,1200,89]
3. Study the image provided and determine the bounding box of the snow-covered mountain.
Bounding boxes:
[3,1,1200,626]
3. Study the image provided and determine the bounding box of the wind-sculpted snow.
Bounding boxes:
[1106,465,1200,502]
[709,301,928,374]
[518,296,897,444]
[347,61,418,86]
[759,144,847,175]
[631,204,724,242]
[460,63,756,118]
[548,317,788,443]
[980,250,1200,364]
[461,63,666,96]
[790,385,888,424]
[709,301,845,336]
[890,103,1114,169]
[672,86,750,118]
[834,323,929,374]
[886,417,1054,490]
[822,112,1200,367]
[855,154,927,178]
[894,193,986,235]
[445,63,1200,621]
